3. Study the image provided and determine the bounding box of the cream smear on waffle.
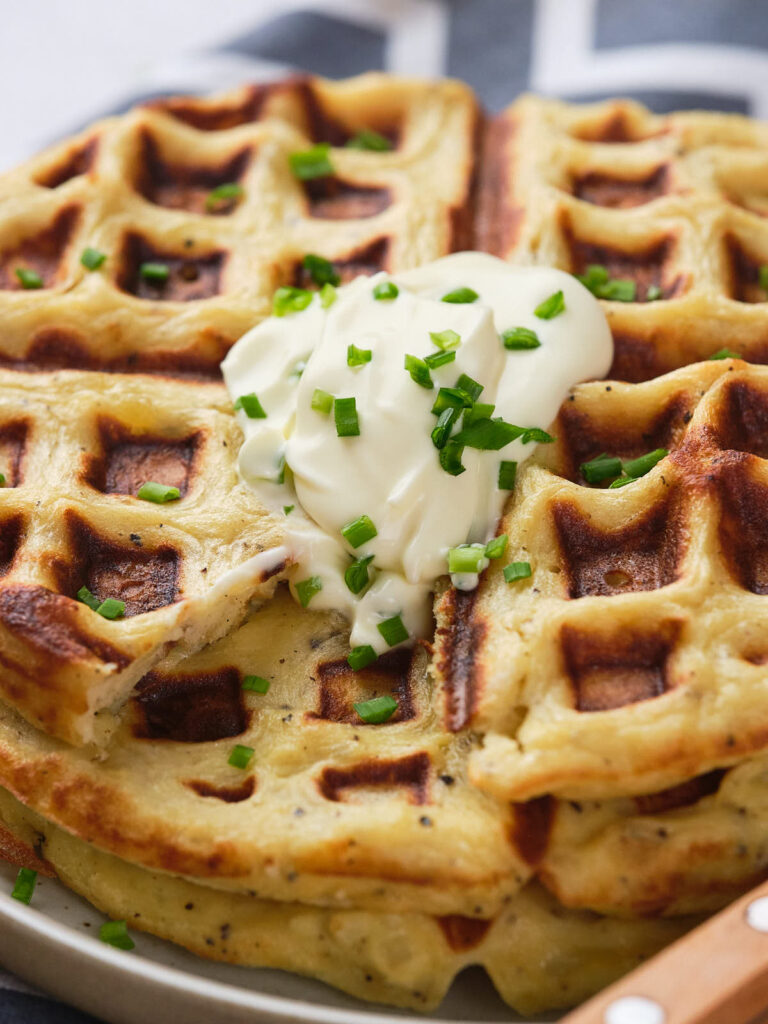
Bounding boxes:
[223,252,612,655]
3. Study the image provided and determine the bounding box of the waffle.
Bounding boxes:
[0,368,286,745]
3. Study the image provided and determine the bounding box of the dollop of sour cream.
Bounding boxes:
[222,252,612,654]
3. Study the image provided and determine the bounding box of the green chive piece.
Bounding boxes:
[228,744,255,769]
[534,290,565,319]
[347,343,372,367]
[11,867,37,905]
[452,417,523,450]
[464,401,496,427]
[373,280,399,301]
[760,265,768,293]
[234,393,267,419]
[580,454,622,484]
[404,354,433,389]
[137,481,180,503]
[311,388,334,414]
[431,407,458,449]
[334,396,360,437]
[709,348,741,360]
[501,326,541,350]
[275,454,286,485]
[609,476,634,488]
[320,282,337,308]
[273,285,313,317]
[283,505,294,515]
[205,182,244,211]
[576,264,637,302]
[289,143,334,180]
[354,695,398,723]
[485,534,508,560]
[603,279,636,302]
[0,473,6,487]
[15,267,43,289]
[447,544,488,574]
[81,247,106,271]
[344,554,374,595]
[96,598,126,620]
[439,441,466,476]
[346,129,393,152]
[429,329,461,351]
[424,350,456,370]
[442,286,478,304]
[455,373,483,402]
[77,585,100,612]
[504,561,532,583]
[646,284,663,302]
[303,253,340,287]
[242,675,270,694]
[520,427,555,444]
[498,460,517,489]
[622,448,668,479]
[139,262,169,283]
[99,920,135,951]
[341,514,377,549]
[377,614,409,647]
[431,386,473,416]
[295,575,323,608]
[347,645,378,671]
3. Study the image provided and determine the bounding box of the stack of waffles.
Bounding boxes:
[0,75,766,1017]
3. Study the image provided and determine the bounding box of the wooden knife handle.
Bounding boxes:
[560,877,768,1024]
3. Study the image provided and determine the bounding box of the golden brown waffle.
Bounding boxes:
[0,75,477,379]
[0,368,286,746]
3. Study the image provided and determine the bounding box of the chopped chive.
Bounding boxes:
[11,867,37,905]
[498,460,517,490]
[347,343,372,367]
[275,453,286,485]
[139,262,169,284]
[346,129,393,152]
[404,354,433,389]
[447,544,488,574]
[344,554,374,595]
[334,396,360,437]
[347,644,378,670]
[99,920,135,951]
[320,282,337,308]
[273,285,313,317]
[504,561,532,583]
[580,454,622,484]
[609,476,634,488]
[439,440,465,476]
[520,427,555,444]
[77,585,100,611]
[137,481,180,503]
[311,388,334,414]
[452,417,523,450]
[646,284,663,302]
[96,598,125,620]
[442,286,478,304]
[464,401,496,426]
[341,514,377,548]
[242,675,270,694]
[228,744,255,769]
[303,253,340,287]
[234,393,267,419]
[431,407,458,449]
[534,290,565,319]
[283,504,294,515]
[295,575,323,608]
[289,143,334,180]
[373,280,398,301]
[0,473,6,487]
[602,279,636,302]
[15,267,43,289]
[377,614,409,647]
[81,247,106,271]
[431,386,472,416]
[429,329,461,351]
[709,348,741,360]
[205,182,244,211]
[485,534,508,559]
[424,350,456,370]
[760,265,768,293]
[576,264,636,302]
[455,373,483,402]
[622,448,668,479]
[502,326,541,350]
[354,695,398,723]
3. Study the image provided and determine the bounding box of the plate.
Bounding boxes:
[0,859,550,1024]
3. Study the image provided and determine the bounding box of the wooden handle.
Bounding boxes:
[561,877,768,1024]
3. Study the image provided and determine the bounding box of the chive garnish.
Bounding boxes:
[377,614,409,647]
[11,867,37,905]
[347,645,378,670]
[504,561,532,583]
[137,481,180,503]
[646,284,663,302]
[576,264,636,302]
[205,182,244,211]
[334,397,360,436]
[709,348,741,360]
[430,329,461,351]
[485,534,508,559]
[442,287,478,304]
[289,143,334,180]
[354,695,398,723]
[452,418,522,451]
[283,505,294,515]
[234,393,267,419]
[320,282,337,308]
[455,373,483,402]
[228,744,255,769]
[311,388,334,414]
[139,262,169,284]
[424,350,456,370]
[432,386,472,416]
[344,554,374,595]
[580,454,623,484]
[463,401,496,427]
[447,545,488,574]
[404,354,433,389]
[303,253,340,287]
[439,441,465,476]
[622,448,668,478]
[15,267,43,289]
[760,265,768,293]
[502,326,541,350]
[609,476,635,488]
[498,461,517,490]
[373,281,398,301]
[347,343,372,367]
[273,285,313,317]
[275,454,286,485]
[99,920,135,951]
[534,290,565,319]
[346,130,393,152]
[341,514,377,548]
[0,473,6,487]
[77,587,125,619]
[295,575,323,608]
[431,407,458,449]
[76,585,100,612]
[81,247,106,271]
[242,675,270,693]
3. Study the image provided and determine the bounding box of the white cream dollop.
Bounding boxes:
[222,252,612,654]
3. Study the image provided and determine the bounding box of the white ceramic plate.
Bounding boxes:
[0,859,553,1024]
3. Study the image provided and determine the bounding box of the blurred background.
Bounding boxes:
[3,0,768,172]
